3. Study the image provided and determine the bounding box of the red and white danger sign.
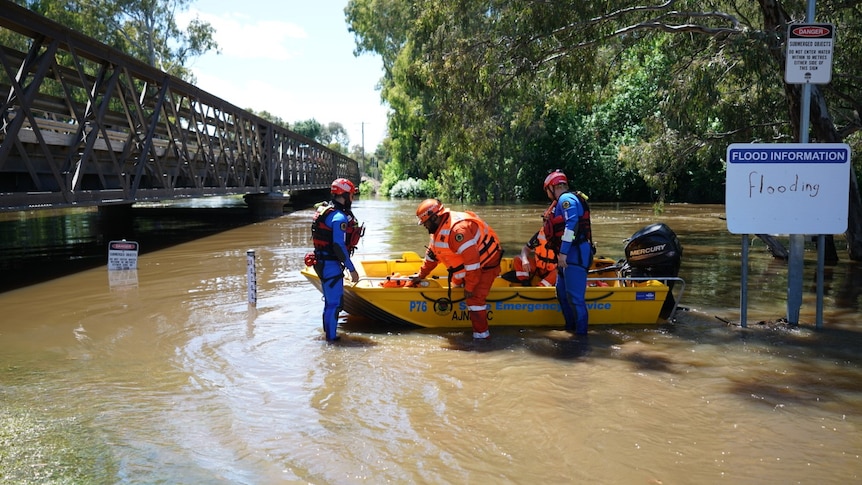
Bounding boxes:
[785,23,834,84]
[108,240,139,270]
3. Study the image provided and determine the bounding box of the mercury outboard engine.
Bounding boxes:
[623,223,683,279]
[621,223,683,318]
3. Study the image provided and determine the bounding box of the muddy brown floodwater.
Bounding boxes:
[1,198,860,484]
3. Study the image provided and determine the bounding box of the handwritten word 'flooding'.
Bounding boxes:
[749,172,820,198]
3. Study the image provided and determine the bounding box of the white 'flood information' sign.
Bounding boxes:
[726,143,850,235]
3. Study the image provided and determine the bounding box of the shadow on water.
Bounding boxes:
[343,313,594,356]
[0,206,266,293]
[632,310,862,414]
[323,320,381,348]
[720,321,862,411]
[345,308,862,416]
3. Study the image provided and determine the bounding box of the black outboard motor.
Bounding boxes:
[621,223,683,318]
[623,223,683,279]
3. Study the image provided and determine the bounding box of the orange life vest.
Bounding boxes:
[517,229,557,283]
[426,210,502,281]
[532,230,557,283]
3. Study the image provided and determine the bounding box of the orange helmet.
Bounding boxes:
[543,170,568,191]
[331,178,356,195]
[416,198,444,225]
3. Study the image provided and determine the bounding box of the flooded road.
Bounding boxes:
[1,198,861,484]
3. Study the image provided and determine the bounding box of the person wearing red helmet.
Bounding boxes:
[412,199,502,339]
[310,178,364,341]
[532,170,594,335]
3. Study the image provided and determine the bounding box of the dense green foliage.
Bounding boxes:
[346,0,861,203]
[14,0,218,81]
[289,119,351,153]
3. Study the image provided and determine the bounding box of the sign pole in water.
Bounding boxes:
[780,1,835,327]
[247,250,257,306]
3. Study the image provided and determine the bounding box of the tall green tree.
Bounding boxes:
[95,0,218,80]
[292,119,324,142]
[19,0,218,81]
[347,0,862,257]
[320,122,350,152]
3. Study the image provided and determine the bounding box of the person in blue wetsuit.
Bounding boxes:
[310,178,364,341]
[540,170,594,335]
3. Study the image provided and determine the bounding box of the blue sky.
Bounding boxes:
[180,0,388,152]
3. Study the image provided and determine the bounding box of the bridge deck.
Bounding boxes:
[0,1,359,213]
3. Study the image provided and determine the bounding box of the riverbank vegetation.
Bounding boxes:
[345,1,861,206]
[7,1,862,257]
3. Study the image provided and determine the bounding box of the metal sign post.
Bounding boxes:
[781,1,834,327]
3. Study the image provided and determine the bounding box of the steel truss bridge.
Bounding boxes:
[0,1,359,215]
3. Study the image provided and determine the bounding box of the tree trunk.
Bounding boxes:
[756,234,788,259]
[844,167,862,260]
[758,0,862,260]
[810,86,862,260]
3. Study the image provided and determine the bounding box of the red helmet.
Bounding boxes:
[416,198,444,225]
[543,170,568,191]
[331,178,356,195]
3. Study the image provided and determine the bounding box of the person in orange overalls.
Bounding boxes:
[411,199,503,339]
[515,227,557,287]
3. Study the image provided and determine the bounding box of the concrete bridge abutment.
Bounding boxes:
[243,193,291,219]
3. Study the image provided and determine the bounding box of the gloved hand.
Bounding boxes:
[349,270,360,283]
[410,273,425,286]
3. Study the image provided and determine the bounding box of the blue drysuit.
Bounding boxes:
[554,192,594,335]
[314,205,356,341]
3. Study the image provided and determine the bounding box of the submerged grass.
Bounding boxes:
[1,395,118,484]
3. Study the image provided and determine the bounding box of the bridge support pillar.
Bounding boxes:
[244,193,290,219]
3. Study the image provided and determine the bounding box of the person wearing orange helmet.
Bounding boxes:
[412,199,503,339]
[536,170,594,335]
[310,178,364,341]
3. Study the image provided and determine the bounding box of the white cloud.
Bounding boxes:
[195,71,299,117]
[184,10,306,61]
[176,2,388,150]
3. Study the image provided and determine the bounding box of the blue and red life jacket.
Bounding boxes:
[542,190,593,254]
[311,201,363,256]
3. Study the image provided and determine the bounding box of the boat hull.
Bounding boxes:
[301,251,683,329]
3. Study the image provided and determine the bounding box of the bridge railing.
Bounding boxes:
[0,1,359,211]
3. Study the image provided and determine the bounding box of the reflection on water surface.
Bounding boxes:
[1,198,860,484]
